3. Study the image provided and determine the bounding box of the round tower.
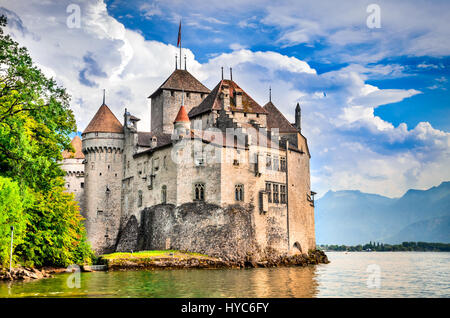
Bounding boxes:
[82,102,124,254]
[61,136,85,213]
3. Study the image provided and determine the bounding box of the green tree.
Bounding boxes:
[15,182,93,267]
[0,15,75,191]
[0,176,28,266]
[0,16,92,267]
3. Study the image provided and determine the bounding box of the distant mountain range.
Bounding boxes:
[315,181,450,245]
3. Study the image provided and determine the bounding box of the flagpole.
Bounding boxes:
[179,20,182,70]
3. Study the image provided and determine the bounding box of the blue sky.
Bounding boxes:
[1,0,449,197]
[106,0,450,130]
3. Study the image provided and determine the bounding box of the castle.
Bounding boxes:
[62,66,316,260]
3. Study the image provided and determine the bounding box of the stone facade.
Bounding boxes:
[61,157,85,212]
[63,67,317,258]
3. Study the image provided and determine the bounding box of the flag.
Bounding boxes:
[177,21,181,47]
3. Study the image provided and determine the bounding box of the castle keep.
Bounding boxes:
[62,67,316,261]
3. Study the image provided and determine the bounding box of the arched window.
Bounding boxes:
[194,183,205,201]
[235,184,244,201]
[161,185,167,204]
[138,190,143,207]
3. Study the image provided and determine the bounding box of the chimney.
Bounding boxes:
[220,82,230,110]
[295,102,301,132]
[234,89,243,109]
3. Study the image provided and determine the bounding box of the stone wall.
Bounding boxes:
[286,135,316,253]
[116,202,296,262]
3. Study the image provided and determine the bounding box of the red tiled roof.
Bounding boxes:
[148,69,210,98]
[264,101,298,133]
[174,105,190,123]
[83,104,123,134]
[189,79,268,118]
[62,136,84,159]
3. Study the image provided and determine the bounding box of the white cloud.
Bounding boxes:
[229,43,248,51]
[417,63,439,69]
[259,0,450,62]
[139,2,162,19]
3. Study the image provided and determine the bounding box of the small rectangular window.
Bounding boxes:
[138,190,143,207]
[280,157,286,172]
[273,156,279,171]
[266,182,272,203]
[235,184,244,201]
[280,185,286,204]
[273,184,279,203]
[266,154,272,170]
[80,182,84,189]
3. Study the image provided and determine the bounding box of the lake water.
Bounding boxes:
[0,252,449,298]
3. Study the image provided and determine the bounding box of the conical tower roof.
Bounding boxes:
[62,135,85,159]
[82,104,123,134]
[174,105,190,123]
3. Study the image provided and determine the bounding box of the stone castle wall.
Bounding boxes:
[286,135,316,253]
[116,202,292,262]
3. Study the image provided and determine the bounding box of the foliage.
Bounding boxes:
[0,176,28,266]
[14,181,93,267]
[0,15,75,191]
[0,16,92,267]
[319,241,450,252]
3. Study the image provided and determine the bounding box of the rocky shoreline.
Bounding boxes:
[0,267,66,282]
[104,250,329,271]
[1,250,329,280]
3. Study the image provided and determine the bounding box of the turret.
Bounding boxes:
[295,102,301,132]
[61,136,85,213]
[173,94,191,139]
[81,101,124,254]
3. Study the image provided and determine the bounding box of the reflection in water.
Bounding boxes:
[0,266,319,298]
[0,252,448,298]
